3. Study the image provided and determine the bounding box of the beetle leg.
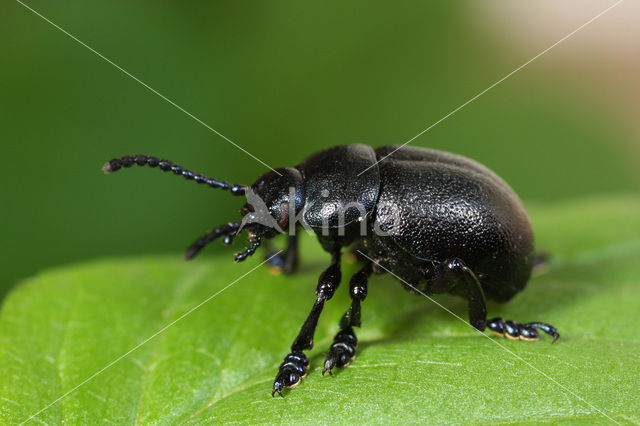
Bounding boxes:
[272,250,342,397]
[431,258,488,331]
[431,259,560,343]
[265,234,299,274]
[322,261,372,376]
[487,318,560,343]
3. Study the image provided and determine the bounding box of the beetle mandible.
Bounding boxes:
[103,144,559,396]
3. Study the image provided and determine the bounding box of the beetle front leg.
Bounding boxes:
[265,234,299,274]
[322,261,372,376]
[272,250,341,397]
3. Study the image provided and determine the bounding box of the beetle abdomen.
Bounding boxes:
[372,146,534,301]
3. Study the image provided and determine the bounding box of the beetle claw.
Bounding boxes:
[271,382,284,398]
[322,358,335,376]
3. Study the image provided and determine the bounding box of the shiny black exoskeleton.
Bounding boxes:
[103,144,559,397]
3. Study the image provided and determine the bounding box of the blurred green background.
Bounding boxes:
[1,1,638,298]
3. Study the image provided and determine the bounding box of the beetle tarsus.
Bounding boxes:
[486,317,559,342]
[272,352,309,397]
[323,327,357,376]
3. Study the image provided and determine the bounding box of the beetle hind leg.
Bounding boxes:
[487,317,559,343]
[427,259,560,343]
[428,258,488,331]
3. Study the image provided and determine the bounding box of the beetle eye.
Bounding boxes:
[240,205,254,216]
[278,201,290,228]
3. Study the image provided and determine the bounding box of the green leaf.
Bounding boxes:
[1,196,639,424]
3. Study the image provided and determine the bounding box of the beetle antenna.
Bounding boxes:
[184,222,241,260]
[103,155,246,196]
[235,235,262,262]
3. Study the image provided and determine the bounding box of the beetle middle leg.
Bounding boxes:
[428,258,559,342]
[272,249,342,397]
[322,261,372,376]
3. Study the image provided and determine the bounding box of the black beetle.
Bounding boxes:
[103,144,559,396]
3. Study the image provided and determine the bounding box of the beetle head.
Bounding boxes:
[102,154,305,263]
[240,167,304,238]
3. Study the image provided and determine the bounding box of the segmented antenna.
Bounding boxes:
[184,222,242,260]
[235,235,262,262]
[103,154,246,196]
